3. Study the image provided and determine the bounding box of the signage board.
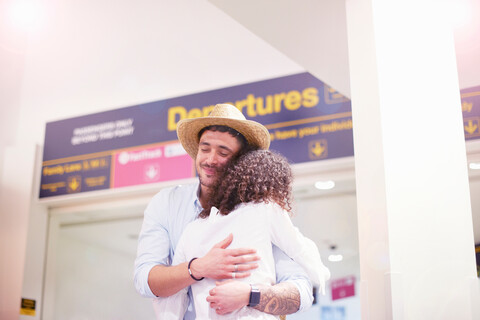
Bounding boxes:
[40,74,479,198]
[461,86,480,140]
[331,275,356,301]
[40,72,353,198]
[20,298,36,316]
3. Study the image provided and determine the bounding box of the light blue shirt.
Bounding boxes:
[134,181,313,319]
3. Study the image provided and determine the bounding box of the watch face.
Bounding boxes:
[251,291,260,305]
[249,286,260,307]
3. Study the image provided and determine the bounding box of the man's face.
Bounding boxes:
[195,129,241,190]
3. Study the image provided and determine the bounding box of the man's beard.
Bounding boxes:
[198,175,215,188]
[198,164,226,188]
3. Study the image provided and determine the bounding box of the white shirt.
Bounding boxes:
[154,202,330,320]
[134,182,314,319]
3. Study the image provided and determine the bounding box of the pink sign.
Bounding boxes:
[331,275,355,301]
[112,143,194,188]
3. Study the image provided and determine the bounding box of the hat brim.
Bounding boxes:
[177,117,271,159]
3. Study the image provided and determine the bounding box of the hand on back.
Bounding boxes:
[189,233,260,280]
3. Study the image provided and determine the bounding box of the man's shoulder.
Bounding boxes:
[145,181,198,219]
[151,181,198,203]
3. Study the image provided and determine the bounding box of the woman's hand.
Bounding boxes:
[206,280,251,315]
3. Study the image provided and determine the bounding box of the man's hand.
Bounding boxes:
[206,280,250,315]
[189,233,260,280]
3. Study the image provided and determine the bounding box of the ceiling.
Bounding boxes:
[208,0,480,95]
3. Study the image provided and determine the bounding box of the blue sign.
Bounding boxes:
[321,306,346,320]
[42,73,353,163]
[40,156,112,198]
[40,72,353,198]
[40,74,479,198]
[461,86,480,140]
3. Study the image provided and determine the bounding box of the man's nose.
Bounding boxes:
[205,152,218,166]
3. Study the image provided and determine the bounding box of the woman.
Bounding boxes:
[155,149,330,319]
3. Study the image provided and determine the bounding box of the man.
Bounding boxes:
[134,104,313,318]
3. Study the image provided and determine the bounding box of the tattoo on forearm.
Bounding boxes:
[254,283,300,315]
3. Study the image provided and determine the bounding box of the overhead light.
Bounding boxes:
[328,254,343,262]
[315,180,335,190]
[469,162,480,170]
[328,244,343,262]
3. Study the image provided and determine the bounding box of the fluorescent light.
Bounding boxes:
[315,180,335,190]
[328,254,343,262]
[469,162,480,170]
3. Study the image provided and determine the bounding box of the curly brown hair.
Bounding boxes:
[199,149,293,218]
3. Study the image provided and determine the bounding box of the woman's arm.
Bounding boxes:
[268,204,331,293]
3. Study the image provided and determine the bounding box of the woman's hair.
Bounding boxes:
[199,149,293,218]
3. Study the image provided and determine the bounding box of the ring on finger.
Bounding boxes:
[234,264,238,272]
[232,272,236,279]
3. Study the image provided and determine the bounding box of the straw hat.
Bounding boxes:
[176,104,271,159]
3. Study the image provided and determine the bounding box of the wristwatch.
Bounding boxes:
[248,284,260,307]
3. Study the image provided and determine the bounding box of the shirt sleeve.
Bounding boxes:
[272,244,314,313]
[171,223,188,265]
[269,204,331,295]
[151,225,189,320]
[134,189,172,298]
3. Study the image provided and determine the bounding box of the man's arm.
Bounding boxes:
[207,245,313,315]
[207,280,301,315]
[147,263,195,297]
[148,234,259,297]
[254,282,300,315]
[134,189,260,298]
[134,190,174,298]
[267,244,314,313]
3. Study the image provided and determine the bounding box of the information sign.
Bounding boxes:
[40,74,479,198]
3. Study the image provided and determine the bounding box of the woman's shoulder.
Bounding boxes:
[235,201,284,213]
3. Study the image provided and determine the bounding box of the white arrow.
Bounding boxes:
[145,165,159,180]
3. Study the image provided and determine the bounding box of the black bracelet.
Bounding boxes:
[188,257,204,281]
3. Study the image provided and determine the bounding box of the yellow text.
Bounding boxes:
[167,87,319,131]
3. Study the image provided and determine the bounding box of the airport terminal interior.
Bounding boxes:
[1,1,480,319]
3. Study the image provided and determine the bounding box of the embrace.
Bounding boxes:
[134,104,330,319]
